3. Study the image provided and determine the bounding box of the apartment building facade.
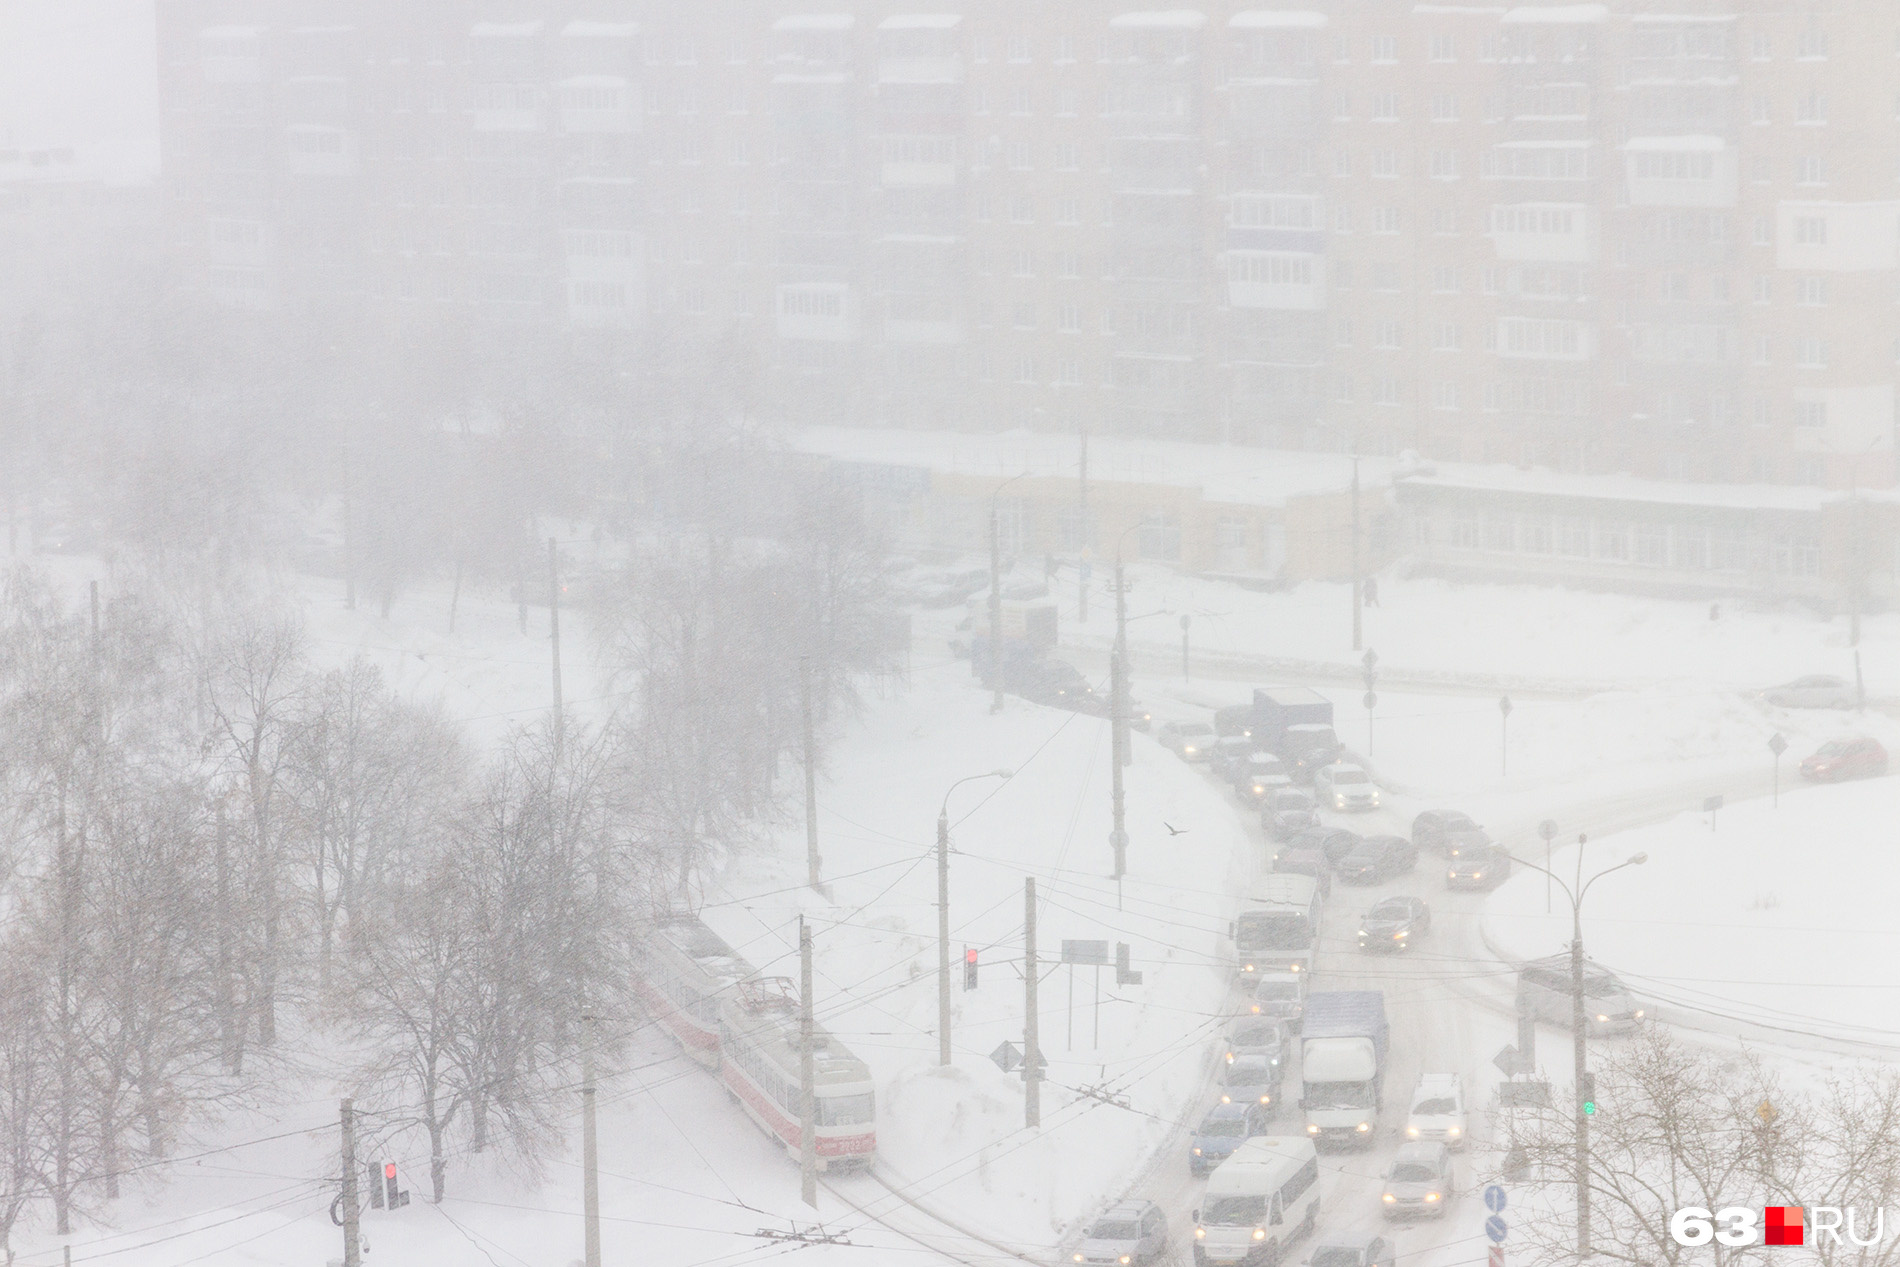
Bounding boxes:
[154,1,1900,494]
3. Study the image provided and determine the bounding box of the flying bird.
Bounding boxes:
[1164,822,1188,837]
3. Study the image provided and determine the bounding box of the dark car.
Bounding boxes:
[1358,896,1431,952]
[1235,752,1292,803]
[1800,736,1888,782]
[1270,844,1333,897]
[1285,826,1363,870]
[1224,1017,1292,1076]
[1288,731,1343,784]
[1262,787,1320,840]
[1446,843,1513,891]
[1209,735,1257,782]
[1306,1234,1397,1267]
[1335,835,1418,885]
[1018,659,1098,711]
[1214,703,1256,740]
[1412,809,1490,856]
[1219,1049,1282,1111]
[1190,1102,1272,1175]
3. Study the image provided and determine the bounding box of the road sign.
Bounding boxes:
[1703,794,1724,813]
[1489,1247,1505,1267]
[1485,1185,1507,1214]
[1757,1099,1779,1126]
[1498,695,1513,716]
[990,1041,1022,1074]
[1492,1044,1528,1077]
[1537,819,1557,842]
[1485,1215,1508,1244]
[1363,691,1378,710]
[1061,940,1110,966]
[1768,733,1788,756]
[1497,1081,1549,1109]
[1362,647,1379,672]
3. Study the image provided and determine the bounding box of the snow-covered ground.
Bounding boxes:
[1482,775,1900,1052]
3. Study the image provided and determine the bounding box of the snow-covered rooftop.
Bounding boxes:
[878,14,962,29]
[470,21,542,38]
[1111,11,1210,29]
[561,20,639,38]
[773,14,856,31]
[1228,10,1327,28]
[1624,134,1727,151]
[1501,4,1607,22]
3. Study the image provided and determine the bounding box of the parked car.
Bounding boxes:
[1315,763,1380,811]
[1799,736,1888,782]
[1285,826,1363,870]
[1213,703,1256,740]
[1219,1048,1282,1110]
[1305,1234,1397,1267]
[1446,843,1512,891]
[1380,1141,1454,1220]
[1209,736,1257,782]
[1262,788,1320,839]
[1760,674,1857,709]
[1075,1199,1168,1265]
[1336,835,1417,884]
[1411,809,1489,855]
[1517,956,1644,1034]
[1357,896,1431,953]
[1404,1074,1468,1151]
[1157,721,1216,761]
[909,568,990,608]
[1241,980,1305,1031]
[1269,843,1333,896]
[1235,752,1293,803]
[1190,1103,1272,1175]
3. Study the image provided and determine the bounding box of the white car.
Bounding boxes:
[1157,721,1215,761]
[1404,1073,1468,1151]
[1314,762,1379,811]
[1759,674,1856,709]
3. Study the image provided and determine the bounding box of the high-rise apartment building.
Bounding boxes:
[153,1,1900,490]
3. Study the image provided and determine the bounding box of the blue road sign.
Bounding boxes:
[1485,1215,1508,1244]
[1484,1185,1507,1214]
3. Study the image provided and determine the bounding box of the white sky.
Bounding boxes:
[0,0,159,178]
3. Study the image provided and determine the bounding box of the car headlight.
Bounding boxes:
[1252,1228,1267,1241]
[1243,964,1253,973]
[1382,1193,1397,1204]
[1596,1014,1609,1023]
[1448,870,1458,878]
[1357,1121,1371,1132]
[1259,1094,1272,1105]
[1307,1124,1320,1134]
[1471,871,1484,880]
[1074,1255,1085,1263]
[1289,963,1301,972]
[1426,1192,1441,1203]
[1221,1094,1233,1103]
[1448,1126,1461,1135]
[1194,1228,1205,1239]
[1184,746,1197,755]
[1634,1009,1644,1019]
[1406,1126,1419,1137]
[1121,1258,1132,1265]
[1394,931,1408,939]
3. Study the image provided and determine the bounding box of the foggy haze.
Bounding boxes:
[3,4,1899,1266]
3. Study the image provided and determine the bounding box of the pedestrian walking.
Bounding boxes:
[1363,575,1380,608]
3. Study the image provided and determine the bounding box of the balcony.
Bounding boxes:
[1226,251,1325,311]
[558,76,639,134]
[1625,137,1736,208]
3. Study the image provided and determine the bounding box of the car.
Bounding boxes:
[1224,1016,1292,1076]
[1286,726,1342,783]
[1158,721,1216,761]
[1018,659,1097,710]
[1129,700,1154,732]
[1446,843,1512,891]
[1412,809,1489,855]
[1213,703,1256,740]
[1799,736,1888,782]
[1314,763,1380,811]
[1335,835,1417,885]
[1285,826,1363,870]
[1189,1102,1273,1175]
[1209,735,1257,782]
[1235,752,1293,802]
[1357,896,1431,952]
[1517,956,1644,1033]
[1304,1234,1397,1267]
[1246,975,1306,1029]
[1219,1048,1282,1111]
[1269,843,1333,896]
[1262,788,1320,839]
[1381,1141,1454,1219]
[1404,1074,1468,1151]
[1761,674,1857,710]
[1074,1199,1168,1265]
[910,568,991,608]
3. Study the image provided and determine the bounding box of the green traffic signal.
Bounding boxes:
[1583,1101,1597,1116]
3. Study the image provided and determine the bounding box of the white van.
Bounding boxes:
[1233,874,1323,979]
[1191,1136,1321,1265]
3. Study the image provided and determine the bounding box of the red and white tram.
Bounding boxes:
[634,916,877,1168]
[718,977,877,1169]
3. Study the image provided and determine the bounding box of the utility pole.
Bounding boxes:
[1024,877,1040,1129]
[341,446,356,611]
[1570,914,1590,1255]
[1114,554,1130,769]
[340,1099,362,1267]
[1350,452,1362,652]
[1499,695,1513,777]
[799,919,818,1207]
[88,580,99,650]
[548,537,564,755]
[937,807,953,1066]
[581,1013,600,1267]
[1109,554,1128,880]
[1077,428,1089,623]
[801,657,821,892]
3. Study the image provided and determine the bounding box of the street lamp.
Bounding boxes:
[988,473,1031,714]
[937,769,1013,1066]
[1108,520,1146,874]
[1508,841,1648,1257]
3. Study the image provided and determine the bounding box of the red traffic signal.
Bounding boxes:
[962,947,978,991]
[384,1163,396,1180]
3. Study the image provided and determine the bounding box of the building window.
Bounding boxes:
[1430,34,1456,62]
[1058,249,1081,276]
[1432,265,1459,292]
[1799,276,1829,305]
[1139,510,1181,561]
[1522,520,1553,554]
[1007,34,1031,62]
[1014,354,1036,383]
[1375,321,1404,349]
[1430,151,1459,180]
[1796,155,1827,185]
[1372,262,1401,291]
[1430,92,1458,121]
[1056,356,1081,385]
[1371,149,1400,179]
[1432,380,1459,410]
[1796,90,1828,124]
[1751,93,1771,124]
[1374,375,1403,406]
[1009,195,1034,222]
[1795,215,1828,245]
[1753,276,1772,303]
[1595,524,1629,562]
[1557,518,1590,557]
[1371,35,1399,63]
[1795,399,1827,429]
[1012,302,1036,329]
[1335,320,1354,347]
[1432,322,1461,351]
[1058,302,1081,332]
[1008,141,1032,170]
[1482,518,1515,552]
[1797,337,1828,367]
[1372,206,1402,234]
[1635,526,1668,567]
[1012,248,1035,276]
[1449,520,1480,550]
[1797,27,1828,59]
[1371,92,1400,121]
[1054,142,1080,170]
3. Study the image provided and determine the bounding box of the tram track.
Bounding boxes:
[820,1168,1054,1267]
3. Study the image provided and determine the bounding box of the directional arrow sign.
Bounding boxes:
[1486,1215,1508,1244]
[990,1041,1022,1074]
[1485,1185,1507,1214]
[1492,1044,1526,1077]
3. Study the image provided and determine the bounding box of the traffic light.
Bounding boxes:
[963,947,978,991]
[385,1162,399,1208]
[1579,1072,1597,1116]
[369,1163,384,1209]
